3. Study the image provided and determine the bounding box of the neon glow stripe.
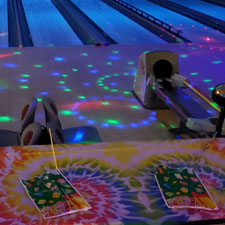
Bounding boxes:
[184,81,220,113]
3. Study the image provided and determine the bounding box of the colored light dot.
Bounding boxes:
[59,81,65,84]
[190,72,198,76]
[106,62,112,65]
[87,64,93,67]
[83,82,91,86]
[20,85,29,89]
[18,79,28,83]
[160,123,166,128]
[131,105,140,109]
[37,98,42,102]
[78,96,86,99]
[98,83,104,86]
[180,54,188,58]
[124,73,129,76]
[128,61,134,65]
[54,57,65,61]
[62,74,68,78]
[13,51,21,55]
[170,124,176,128]
[123,91,130,95]
[64,88,71,92]
[34,65,42,68]
[102,102,109,105]
[203,79,212,82]
[152,86,156,90]
[61,110,73,116]
[208,87,214,91]
[212,60,222,64]
[52,72,60,76]
[105,75,110,78]
[72,68,78,72]
[81,53,88,56]
[104,87,109,90]
[21,74,30,77]
[0,116,12,122]
[113,73,119,76]
[111,89,118,92]
[144,51,149,54]
[107,120,119,125]
[4,63,16,68]
[112,50,119,54]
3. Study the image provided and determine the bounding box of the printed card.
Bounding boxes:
[155,165,218,210]
[20,170,91,219]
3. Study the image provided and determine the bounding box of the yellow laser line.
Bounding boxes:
[184,81,220,113]
[48,128,58,170]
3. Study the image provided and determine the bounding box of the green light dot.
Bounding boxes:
[111,89,118,92]
[0,116,12,122]
[72,68,78,72]
[106,62,112,65]
[21,74,30,77]
[203,79,212,83]
[128,61,134,65]
[124,72,129,76]
[107,120,119,125]
[190,72,198,76]
[112,50,119,54]
[64,88,71,92]
[13,51,21,55]
[131,105,140,109]
[102,102,109,105]
[113,73,119,76]
[62,74,68,77]
[81,53,88,56]
[208,87,214,91]
[144,51,149,54]
[170,124,176,128]
[59,81,65,84]
[100,78,105,80]
[180,54,188,58]
[34,64,42,68]
[61,110,73,116]
[160,123,166,128]
[211,102,218,108]
[78,96,86,99]
[37,98,42,102]
[20,85,29,89]
[98,83,104,86]
[123,91,130,95]
[152,86,156,90]
[104,87,109,90]
[97,80,102,83]
[104,75,110,78]
[87,64,93,68]
[212,60,222,64]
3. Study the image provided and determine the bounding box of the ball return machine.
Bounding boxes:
[133,51,225,138]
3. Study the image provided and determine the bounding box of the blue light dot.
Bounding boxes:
[141,120,150,125]
[39,91,49,95]
[72,132,84,143]
[3,63,17,68]
[131,123,138,128]
[52,72,60,76]
[83,82,91,86]
[151,112,156,115]
[109,55,120,60]
[149,116,157,121]
[17,79,28,83]
[101,123,109,128]
[78,116,85,120]
[54,57,65,61]
[87,120,95,124]
[110,82,117,86]
[116,124,125,129]
[89,69,98,74]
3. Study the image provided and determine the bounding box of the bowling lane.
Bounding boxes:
[22,0,83,46]
[71,0,166,44]
[170,0,225,21]
[0,0,8,47]
[126,0,225,43]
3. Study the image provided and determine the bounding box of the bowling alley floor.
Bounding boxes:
[0,41,224,142]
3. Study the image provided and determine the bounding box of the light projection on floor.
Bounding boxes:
[59,96,158,129]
